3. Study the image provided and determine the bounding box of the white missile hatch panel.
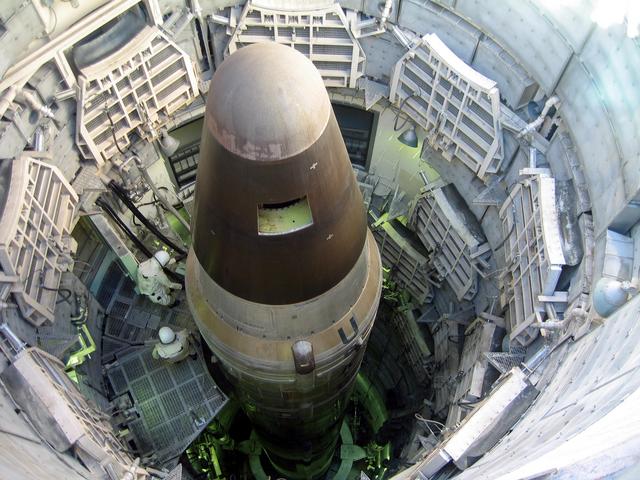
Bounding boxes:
[226,0,366,88]
[446,319,501,429]
[499,171,567,346]
[1,346,141,479]
[372,217,433,305]
[388,309,432,384]
[76,26,199,164]
[389,33,504,179]
[411,186,491,302]
[432,316,462,418]
[0,155,78,326]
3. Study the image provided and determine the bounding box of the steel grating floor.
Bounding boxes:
[99,266,227,465]
[101,272,195,363]
[106,345,227,463]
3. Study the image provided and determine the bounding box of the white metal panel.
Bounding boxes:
[471,36,538,109]
[411,186,490,302]
[397,0,481,64]
[498,172,566,345]
[0,0,144,93]
[372,218,433,305]
[455,294,640,479]
[527,0,594,53]
[76,26,199,164]
[443,367,532,461]
[4,347,143,478]
[226,0,366,88]
[389,33,504,179]
[0,155,78,326]
[602,230,634,280]
[454,0,573,94]
[579,27,640,204]
[556,57,625,234]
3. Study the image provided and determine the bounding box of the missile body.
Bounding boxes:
[186,42,382,478]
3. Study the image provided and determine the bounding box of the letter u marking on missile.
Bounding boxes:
[338,316,359,344]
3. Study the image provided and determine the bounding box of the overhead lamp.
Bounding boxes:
[393,93,421,149]
[159,131,180,157]
[593,277,636,317]
[397,125,419,148]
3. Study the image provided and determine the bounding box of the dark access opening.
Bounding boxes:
[332,103,375,170]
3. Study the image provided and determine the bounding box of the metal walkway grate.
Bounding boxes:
[484,350,526,374]
[106,346,226,461]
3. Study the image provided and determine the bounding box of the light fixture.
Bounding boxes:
[592,277,636,317]
[158,131,180,157]
[397,125,419,148]
[393,93,421,149]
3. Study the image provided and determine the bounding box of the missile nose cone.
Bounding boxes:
[187,42,383,478]
[192,42,368,305]
[207,42,331,161]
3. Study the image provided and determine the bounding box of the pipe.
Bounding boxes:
[209,13,230,25]
[107,181,187,255]
[133,156,190,232]
[70,294,88,325]
[0,85,18,119]
[517,96,560,138]
[17,88,55,119]
[95,198,184,284]
[528,147,537,169]
[143,466,168,478]
[32,126,45,151]
[523,344,551,372]
[380,0,393,26]
[0,323,26,354]
[390,25,412,49]
[532,306,588,331]
[53,88,76,102]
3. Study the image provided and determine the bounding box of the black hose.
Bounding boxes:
[36,269,73,304]
[96,198,153,257]
[107,181,186,255]
[39,282,73,304]
[95,198,184,284]
[393,93,419,132]
[105,105,126,156]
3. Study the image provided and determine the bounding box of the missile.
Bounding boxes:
[186,42,382,479]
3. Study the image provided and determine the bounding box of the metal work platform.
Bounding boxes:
[372,215,433,305]
[498,170,566,346]
[226,0,366,88]
[0,154,78,326]
[76,25,199,163]
[389,33,504,179]
[106,345,226,464]
[445,319,502,429]
[388,309,432,384]
[411,184,490,302]
[431,316,462,419]
[98,263,194,363]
